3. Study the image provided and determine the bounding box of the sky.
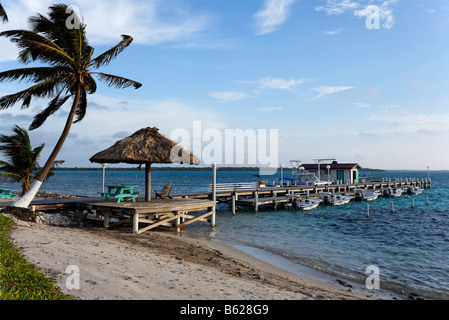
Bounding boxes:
[1,0,449,170]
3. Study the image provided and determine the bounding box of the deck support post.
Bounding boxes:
[210,206,216,228]
[176,211,181,233]
[104,212,110,228]
[133,213,139,234]
[254,191,259,212]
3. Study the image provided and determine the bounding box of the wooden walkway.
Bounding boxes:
[168,179,431,212]
[0,177,431,233]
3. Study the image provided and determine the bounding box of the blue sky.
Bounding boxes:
[1,0,449,170]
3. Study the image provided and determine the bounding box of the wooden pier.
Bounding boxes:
[167,178,432,213]
[0,177,431,233]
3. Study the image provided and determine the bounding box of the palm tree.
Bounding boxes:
[0,2,8,23]
[0,125,63,195]
[0,4,141,208]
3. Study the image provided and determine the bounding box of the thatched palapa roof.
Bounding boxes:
[89,127,200,165]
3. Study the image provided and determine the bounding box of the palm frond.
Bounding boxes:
[0,3,8,23]
[0,76,66,110]
[29,93,71,130]
[84,73,97,94]
[0,29,74,66]
[0,126,31,151]
[94,72,142,89]
[0,126,38,179]
[90,35,133,69]
[29,5,89,56]
[0,172,23,183]
[0,67,69,84]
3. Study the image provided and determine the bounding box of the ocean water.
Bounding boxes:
[2,169,448,299]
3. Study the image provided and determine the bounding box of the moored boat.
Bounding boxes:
[322,193,353,206]
[383,187,403,198]
[406,185,424,195]
[298,198,323,211]
[355,189,381,201]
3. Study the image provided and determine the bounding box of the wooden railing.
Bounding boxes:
[208,182,262,192]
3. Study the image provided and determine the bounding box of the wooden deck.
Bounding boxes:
[0,196,216,235]
[87,198,216,234]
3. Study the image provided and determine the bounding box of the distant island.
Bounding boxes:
[53,166,279,171]
[51,166,386,172]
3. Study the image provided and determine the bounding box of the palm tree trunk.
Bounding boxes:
[12,86,82,208]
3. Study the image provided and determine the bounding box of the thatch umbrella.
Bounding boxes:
[89,127,200,201]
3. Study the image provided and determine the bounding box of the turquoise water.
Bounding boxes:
[2,169,448,299]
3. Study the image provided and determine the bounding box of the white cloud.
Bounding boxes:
[324,28,343,35]
[254,0,297,35]
[0,0,211,62]
[315,0,361,15]
[315,0,397,29]
[369,111,449,133]
[74,0,210,45]
[208,91,253,102]
[310,86,354,100]
[246,77,309,90]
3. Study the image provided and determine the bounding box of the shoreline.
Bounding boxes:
[1,191,432,300]
[175,231,405,301]
[8,220,376,300]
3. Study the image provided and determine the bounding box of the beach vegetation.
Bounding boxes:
[0,125,63,195]
[0,215,74,300]
[0,4,142,208]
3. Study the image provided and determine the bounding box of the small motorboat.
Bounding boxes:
[287,196,323,211]
[364,191,381,201]
[298,198,323,211]
[406,186,424,195]
[383,188,403,198]
[323,194,353,206]
[355,189,381,201]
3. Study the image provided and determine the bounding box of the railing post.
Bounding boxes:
[212,163,216,202]
[254,191,259,212]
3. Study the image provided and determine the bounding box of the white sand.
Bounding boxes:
[10,223,373,300]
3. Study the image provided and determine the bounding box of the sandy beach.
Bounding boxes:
[6,219,377,301]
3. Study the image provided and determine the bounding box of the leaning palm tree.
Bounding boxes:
[0,125,63,195]
[0,4,142,208]
[0,2,8,23]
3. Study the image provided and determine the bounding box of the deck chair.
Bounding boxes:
[155,184,172,199]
